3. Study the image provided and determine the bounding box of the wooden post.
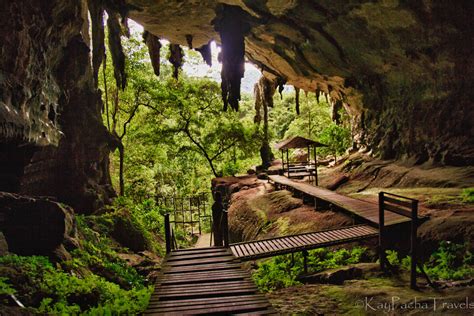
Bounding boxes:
[164,213,172,254]
[410,200,418,289]
[303,250,308,274]
[181,198,185,229]
[281,150,284,174]
[378,192,385,271]
[223,210,229,248]
[189,197,193,235]
[286,149,290,176]
[313,146,316,185]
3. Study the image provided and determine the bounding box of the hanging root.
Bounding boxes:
[106,11,126,90]
[295,87,300,115]
[143,31,162,76]
[168,44,184,80]
[196,42,212,66]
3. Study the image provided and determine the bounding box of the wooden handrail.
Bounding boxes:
[379,191,419,289]
[164,213,172,254]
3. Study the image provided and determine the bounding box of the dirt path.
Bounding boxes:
[194,233,212,248]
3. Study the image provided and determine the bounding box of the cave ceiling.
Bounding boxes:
[126,0,440,104]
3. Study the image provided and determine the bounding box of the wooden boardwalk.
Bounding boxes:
[147,226,379,314]
[145,247,276,315]
[231,224,378,261]
[268,175,409,227]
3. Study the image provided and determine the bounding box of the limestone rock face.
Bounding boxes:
[128,0,474,165]
[0,0,115,212]
[0,192,78,256]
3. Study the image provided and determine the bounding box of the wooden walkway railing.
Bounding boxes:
[268,175,410,227]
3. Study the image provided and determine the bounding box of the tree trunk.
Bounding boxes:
[118,142,125,196]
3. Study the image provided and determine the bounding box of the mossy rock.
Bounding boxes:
[110,210,152,252]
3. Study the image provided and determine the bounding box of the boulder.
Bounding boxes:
[0,192,77,256]
[298,263,380,285]
[110,210,151,252]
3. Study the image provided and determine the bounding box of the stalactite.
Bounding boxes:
[253,84,262,124]
[106,11,126,90]
[214,5,249,111]
[276,77,286,99]
[196,42,212,66]
[295,87,300,115]
[315,88,321,104]
[168,44,184,80]
[88,0,105,86]
[143,31,162,77]
[332,100,343,125]
[185,34,193,48]
[253,76,275,122]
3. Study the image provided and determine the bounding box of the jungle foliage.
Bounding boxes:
[99,29,352,202]
[252,247,368,292]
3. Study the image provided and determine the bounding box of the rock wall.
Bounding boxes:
[127,0,474,165]
[0,0,115,212]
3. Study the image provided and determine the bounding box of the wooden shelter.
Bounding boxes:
[275,136,326,185]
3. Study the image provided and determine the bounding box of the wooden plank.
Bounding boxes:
[383,196,413,208]
[165,256,235,267]
[305,232,325,244]
[156,286,258,299]
[283,237,302,247]
[230,245,243,258]
[262,240,279,251]
[170,247,227,254]
[146,302,273,315]
[148,297,269,311]
[382,203,413,218]
[331,228,354,240]
[167,252,232,261]
[248,242,261,255]
[297,234,315,244]
[270,238,289,250]
[251,242,265,254]
[148,294,268,308]
[293,235,310,246]
[158,281,256,293]
[162,263,241,273]
[159,273,248,285]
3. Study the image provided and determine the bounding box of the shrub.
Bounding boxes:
[385,241,474,281]
[461,188,474,203]
[252,247,368,292]
[0,255,152,314]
